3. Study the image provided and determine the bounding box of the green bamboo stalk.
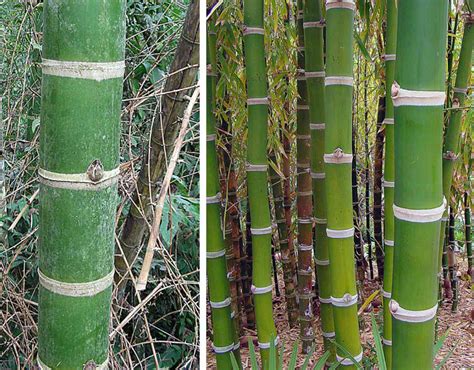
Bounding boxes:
[324,1,362,367]
[269,154,298,326]
[243,0,278,366]
[391,1,448,368]
[207,20,241,368]
[465,191,472,279]
[304,0,335,362]
[296,0,315,354]
[38,1,125,368]
[438,5,473,276]
[448,209,459,312]
[381,0,397,367]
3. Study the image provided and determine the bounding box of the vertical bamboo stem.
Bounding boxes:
[324,1,362,367]
[391,1,448,368]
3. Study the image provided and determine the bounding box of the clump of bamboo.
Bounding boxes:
[243,0,278,366]
[391,1,448,368]
[324,0,362,366]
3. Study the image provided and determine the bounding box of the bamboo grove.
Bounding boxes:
[206,0,473,368]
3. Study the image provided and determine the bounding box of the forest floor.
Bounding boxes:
[206,258,473,369]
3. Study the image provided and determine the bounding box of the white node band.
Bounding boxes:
[243,27,264,35]
[42,59,125,81]
[233,342,240,350]
[39,269,113,297]
[297,134,311,140]
[246,163,268,172]
[391,83,446,106]
[382,337,392,346]
[247,97,268,105]
[453,87,467,94]
[298,243,313,251]
[315,258,330,266]
[206,192,221,204]
[212,342,235,354]
[322,331,336,338]
[39,167,120,191]
[298,268,313,276]
[297,190,313,197]
[209,297,231,309]
[306,71,325,78]
[251,226,272,235]
[383,178,394,188]
[382,54,396,61]
[325,76,353,86]
[310,123,325,130]
[389,299,438,323]
[331,293,358,307]
[207,250,226,259]
[38,356,109,370]
[393,198,446,223]
[251,284,273,295]
[324,153,353,164]
[336,351,363,365]
[206,134,216,141]
[298,217,313,224]
[383,118,394,125]
[326,0,356,10]
[297,105,310,110]
[303,21,325,29]
[314,217,327,224]
[326,227,354,238]
[319,296,332,304]
[441,217,448,222]
[258,336,279,349]
[384,239,394,247]
[311,172,325,179]
[381,289,392,299]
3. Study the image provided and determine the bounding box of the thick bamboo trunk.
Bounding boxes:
[373,97,385,281]
[381,0,397,366]
[115,0,199,290]
[304,0,335,361]
[206,21,240,368]
[296,0,315,354]
[38,1,125,367]
[391,1,448,368]
[243,0,278,365]
[269,154,298,326]
[324,1,362,367]
[438,6,473,276]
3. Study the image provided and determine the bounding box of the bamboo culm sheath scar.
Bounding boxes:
[324,0,362,367]
[391,1,448,368]
[243,0,278,367]
[38,1,125,368]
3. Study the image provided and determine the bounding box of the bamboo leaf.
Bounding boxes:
[248,338,259,370]
[354,31,372,61]
[230,352,240,370]
[433,329,450,356]
[358,289,380,315]
[435,341,458,370]
[313,351,331,370]
[269,334,276,370]
[300,343,315,370]
[287,341,299,370]
[370,313,387,370]
[333,341,363,369]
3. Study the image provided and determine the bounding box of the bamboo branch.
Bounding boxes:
[136,87,199,291]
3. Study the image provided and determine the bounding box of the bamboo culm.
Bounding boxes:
[38,1,125,368]
[391,1,448,368]
[243,0,278,366]
[381,0,397,367]
[324,0,362,367]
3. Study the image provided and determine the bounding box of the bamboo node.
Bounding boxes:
[251,284,273,295]
[391,81,446,106]
[258,336,279,349]
[384,239,394,247]
[206,192,221,204]
[209,297,231,309]
[212,342,235,354]
[315,258,330,266]
[322,331,335,338]
[336,351,363,365]
[242,26,264,35]
[382,337,392,346]
[310,123,325,130]
[303,19,326,29]
[389,299,438,323]
[331,293,358,307]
